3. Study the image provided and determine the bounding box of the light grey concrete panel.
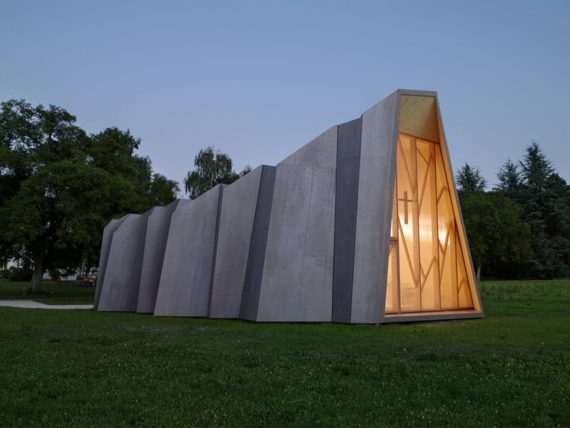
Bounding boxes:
[257,161,336,322]
[98,212,150,312]
[240,166,276,321]
[333,118,362,323]
[279,126,337,169]
[154,186,223,317]
[209,167,263,318]
[137,200,190,313]
[351,91,399,324]
[94,216,127,309]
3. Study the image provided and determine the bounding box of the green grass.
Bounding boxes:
[0,279,568,427]
[0,278,95,304]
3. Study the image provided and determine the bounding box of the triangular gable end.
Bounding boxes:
[382,91,483,323]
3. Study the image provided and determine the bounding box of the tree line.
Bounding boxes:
[457,142,570,280]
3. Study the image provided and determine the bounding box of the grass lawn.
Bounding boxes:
[0,279,568,427]
[0,278,95,305]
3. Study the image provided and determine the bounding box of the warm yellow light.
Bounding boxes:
[386,133,475,315]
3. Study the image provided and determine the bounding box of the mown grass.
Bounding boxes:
[0,279,568,427]
[0,278,95,304]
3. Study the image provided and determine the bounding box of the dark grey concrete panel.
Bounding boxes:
[154,185,223,317]
[257,126,337,321]
[98,211,151,312]
[240,166,276,321]
[209,168,263,318]
[351,91,399,324]
[332,118,362,323]
[137,200,190,314]
[94,216,127,309]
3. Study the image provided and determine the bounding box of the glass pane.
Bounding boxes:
[436,145,457,310]
[417,141,438,311]
[385,133,475,315]
[457,237,474,309]
[385,243,399,314]
[397,135,420,312]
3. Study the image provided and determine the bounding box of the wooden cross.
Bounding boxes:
[398,191,413,224]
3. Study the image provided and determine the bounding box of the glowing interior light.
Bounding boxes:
[385,133,474,315]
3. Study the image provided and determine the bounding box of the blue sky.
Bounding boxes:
[1,0,569,190]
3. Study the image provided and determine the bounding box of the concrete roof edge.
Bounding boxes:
[396,89,438,97]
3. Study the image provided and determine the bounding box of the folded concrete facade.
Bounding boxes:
[96,90,483,323]
[94,215,128,309]
[137,200,188,313]
[209,166,264,318]
[154,185,223,317]
[98,212,150,312]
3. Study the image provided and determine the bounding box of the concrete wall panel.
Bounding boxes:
[257,127,337,322]
[94,216,127,309]
[239,166,276,321]
[332,118,362,323]
[137,200,189,313]
[351,92,399,323]
[98,212,150,312]
[280,126,337,169]
[154,186,223,317]
[209,168,263,318]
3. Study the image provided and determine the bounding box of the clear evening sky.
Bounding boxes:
[1,1,568,191]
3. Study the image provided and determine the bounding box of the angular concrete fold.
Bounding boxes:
[154,185,223,317]
[209,166,264,319]
[351,91,400,323]
[240,166,276,321]
[137,199,189,313]
[98,211,151,312]
[256,126,337,322]
[94,215,128,309]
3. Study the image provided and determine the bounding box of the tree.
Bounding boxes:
[0,161,136,290]
[0,100,89,276]
[1,100,87,207]
[495,142,570,278]
[460,191,533,280]
[518,143,570,277]
[184,146,249,199]
[0,99,180,291]
[148,173,179,206]
[86,128,179,208]
[496,159,522,199]
[520,141,555,193]
[456,163,486,194]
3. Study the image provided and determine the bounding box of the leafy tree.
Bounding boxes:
[456,163,486,194]
[460,191,533,280]
[184,146,249,199]
[0,100,179,291]
[0,100,89,275]
[86,128,178,208]
[148,173,179,206]
[86,127,140,175]
[0,161,135,290]
[1,100,87,206]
